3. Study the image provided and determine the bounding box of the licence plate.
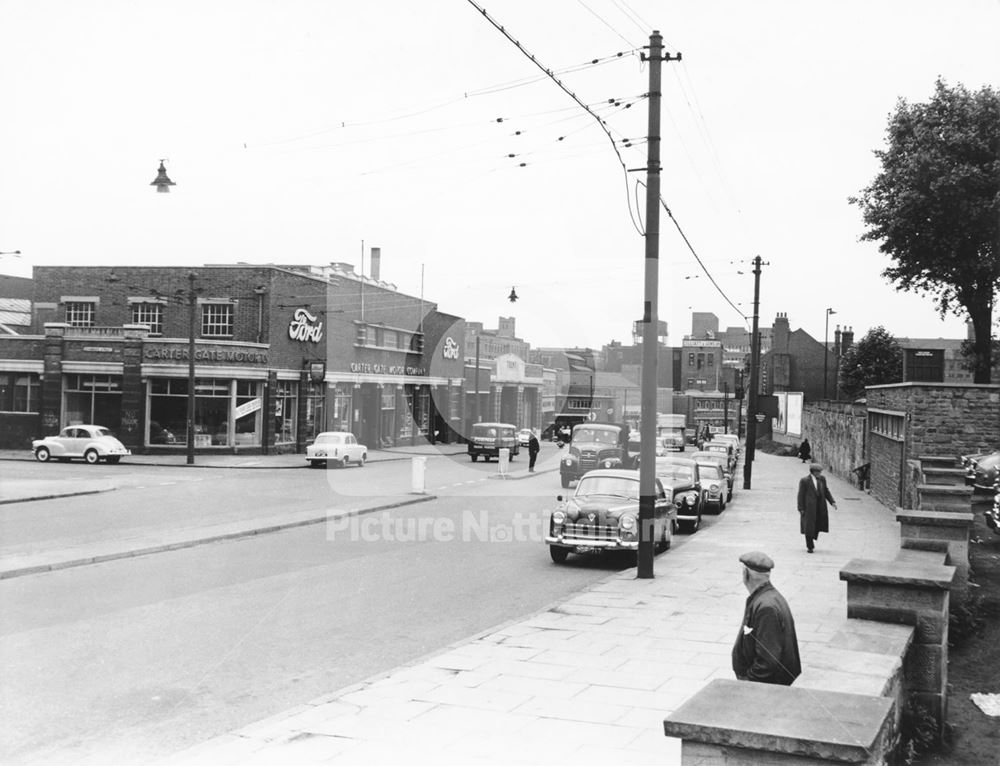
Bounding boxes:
[574,546,598,554]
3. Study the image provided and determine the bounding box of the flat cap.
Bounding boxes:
[809,463,823,472]
[739,551,774,573]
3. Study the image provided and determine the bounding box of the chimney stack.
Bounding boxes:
[370,247,381,282]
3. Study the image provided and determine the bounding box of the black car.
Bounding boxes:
[653,456,706,532]
[545,469,677,563]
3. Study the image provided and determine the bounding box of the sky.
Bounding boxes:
[1,0,998,349]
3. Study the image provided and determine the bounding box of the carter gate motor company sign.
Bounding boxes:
[143,347,269,364]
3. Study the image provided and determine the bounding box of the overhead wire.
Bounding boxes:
[465,0,646,237]
[575,0,639,48]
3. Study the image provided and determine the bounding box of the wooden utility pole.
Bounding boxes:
[637,32,681,579]
[742,256,764,489]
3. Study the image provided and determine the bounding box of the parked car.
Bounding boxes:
[545,469,676,563]
[306,431,367,468]
[517,428,535,447]
[961,449,1000,492]
[32,425,131,464]
[703,440,737,474]
[714,433,741,457]
[468,422,519,462]
[653,456,706,532]
[695,460,727,513]
[691,449,735,501]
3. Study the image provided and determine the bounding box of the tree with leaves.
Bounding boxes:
[839,326,903,400]
[851,79,1000,383]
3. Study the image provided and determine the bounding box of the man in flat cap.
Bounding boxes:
[798,463,837,553]
[732,551,801,685]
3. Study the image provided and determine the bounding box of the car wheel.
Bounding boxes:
[106,456,121,465]
[35,447,51,462]
[549,546,569,564]
[560,475,571,489]
[470,454,478,462]
[342,456,349,467]
[358,453,366,467]
[84,449,100,465]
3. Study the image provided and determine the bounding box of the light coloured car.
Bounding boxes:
[306,431,367,468]
[32,425,131,464]
[517,428,535,447]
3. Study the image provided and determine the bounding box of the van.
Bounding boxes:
[468,422,520,462]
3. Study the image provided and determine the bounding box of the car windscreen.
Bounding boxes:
[472,426,498,438]
[575,476,639,499]
[697,463,723,479]
[573,428,618,445]
[654,464,694,483]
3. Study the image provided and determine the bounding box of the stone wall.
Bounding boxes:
[800,401,867,481]
[866,383,1000,458]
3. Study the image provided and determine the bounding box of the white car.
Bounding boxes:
[32,425,131,464]
[517,428,535,447]
[306,431,367,468]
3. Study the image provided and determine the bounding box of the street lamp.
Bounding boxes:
[823,308,836,399]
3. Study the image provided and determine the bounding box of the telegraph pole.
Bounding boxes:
[637,32,681,579]
[742,256,764,489]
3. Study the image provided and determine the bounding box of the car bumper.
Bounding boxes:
[545,534,638,551]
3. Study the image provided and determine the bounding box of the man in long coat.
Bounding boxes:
[797,463,837,553]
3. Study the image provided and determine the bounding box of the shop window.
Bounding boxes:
[148,377,232,447]
[274,381,298,444]
[0,373,40,412]
[65,301,96,327]
[130,302,164,335]
[64,374,122,429]
[234,380,262,447]
[303,382,326,441]
[201,304,234,337]
[332,384,353,433]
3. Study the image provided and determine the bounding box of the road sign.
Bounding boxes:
[587,411,597,421]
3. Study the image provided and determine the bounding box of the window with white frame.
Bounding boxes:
[65,301,96,327]
[201,303,234,337]
[130,302,164,335]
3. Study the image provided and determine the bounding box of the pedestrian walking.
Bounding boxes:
[796,438,811,462]
[797,463,837,553]
[732,551,801,686]
[527,431,540,472]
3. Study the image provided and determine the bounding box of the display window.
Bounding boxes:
[64,374,122,430]
[147,377,263,447]
[303,382,326,441]
[0,373,40,413]
[331,384,353,433]
[273,381,298,444]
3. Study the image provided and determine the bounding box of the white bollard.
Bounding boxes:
[411,455,427,494]
[497,448,510,478]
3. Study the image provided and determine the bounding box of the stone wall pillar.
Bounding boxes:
[896,510,973,592]
[839,556,956,732]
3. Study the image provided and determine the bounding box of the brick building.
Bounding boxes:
[0,263,466,452]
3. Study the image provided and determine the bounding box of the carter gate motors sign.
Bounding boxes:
[288,308,324,343]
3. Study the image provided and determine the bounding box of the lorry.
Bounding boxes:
[656,413,686,453]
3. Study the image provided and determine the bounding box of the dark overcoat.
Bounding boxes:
[797,474,834,538]
[731,582,802,685]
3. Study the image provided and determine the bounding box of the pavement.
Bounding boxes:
[1,447,902,764]
[124,450,900,766]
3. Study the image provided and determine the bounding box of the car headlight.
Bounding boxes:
[552,511,566,525]
[603,459,614,468]
[684,494,696,505]
[563,458,573,467]
[619,514,636,530]
[709,483,720,493]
